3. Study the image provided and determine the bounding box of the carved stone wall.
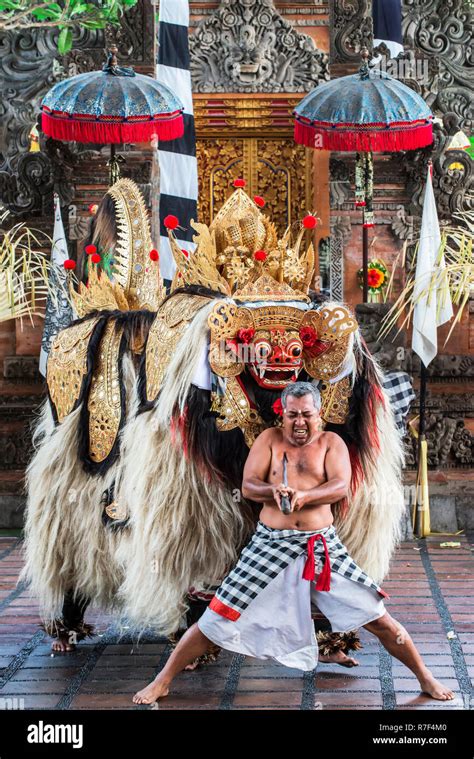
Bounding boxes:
[189,0,329,92]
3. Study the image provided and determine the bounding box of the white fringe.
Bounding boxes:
[115,301,250,634]
[20,355,137,620]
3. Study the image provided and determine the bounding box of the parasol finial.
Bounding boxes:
[359,46,371,80]
[103,44,135,78]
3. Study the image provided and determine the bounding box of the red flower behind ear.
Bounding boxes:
[237,328,255,344]
[272,398,284,417]
[299,325,318,348]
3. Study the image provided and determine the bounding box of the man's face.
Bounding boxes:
[282,393,320,446]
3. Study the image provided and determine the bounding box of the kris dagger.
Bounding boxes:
[280,452,292,515]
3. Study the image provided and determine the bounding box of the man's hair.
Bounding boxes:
[281,381,321,411]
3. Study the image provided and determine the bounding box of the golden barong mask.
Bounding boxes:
[208,280,357,389]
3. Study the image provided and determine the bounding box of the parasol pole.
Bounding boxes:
[414,361,429,537]
[362,219,369,302]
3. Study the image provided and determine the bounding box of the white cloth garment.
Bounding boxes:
[198,554,386,672]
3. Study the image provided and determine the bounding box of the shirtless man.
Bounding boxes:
[133,382,455,704]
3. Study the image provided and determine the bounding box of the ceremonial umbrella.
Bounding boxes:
[40,46,184,184]
[294,49,434,301]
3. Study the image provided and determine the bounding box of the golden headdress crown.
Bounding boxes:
[167,186,315,298]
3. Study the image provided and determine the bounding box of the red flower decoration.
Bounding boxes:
[181,248,189,258]
[237,328,255,344]
[88,203,98,216]
[299,325,318,348]
[63,259,76,271]
[85,244,97,256]
[302,214,317,229]
[149,249,159,261]
[164,214,179,230]
[272,398,284,417]
[91,253,101,264]
[253,250,267,262]
[233,178,246,188]
[253,195,265,208]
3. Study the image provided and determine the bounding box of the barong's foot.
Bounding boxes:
[419,672,455,701]
[41,619,95,653]
[51,633,76,653]
[319,650,359,667]
[133,677,169,705]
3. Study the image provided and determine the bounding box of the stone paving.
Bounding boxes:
[0,534,472,710]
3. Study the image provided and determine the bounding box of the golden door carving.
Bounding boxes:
[196,137,313,237]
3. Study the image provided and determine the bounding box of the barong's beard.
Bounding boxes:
[115,301,254,635]
[329,334,405,583]
[20,355,138,621]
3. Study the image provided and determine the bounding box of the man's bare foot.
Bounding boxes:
[133,677,169,705]
[51,633,76,653]
[419,671,455,701]
[319,650,359,667]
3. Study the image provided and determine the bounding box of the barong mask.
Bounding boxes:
[167,188,357,390]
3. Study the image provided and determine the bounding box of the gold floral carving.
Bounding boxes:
[87,320,124,463]
[320,375,352,424]
[47,317,101,422]
[145,294,211,402]
[302,306,357,381]
[214,377,266,447]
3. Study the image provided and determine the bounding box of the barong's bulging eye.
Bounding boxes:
[254,341,272,361]
[286,340,303,358]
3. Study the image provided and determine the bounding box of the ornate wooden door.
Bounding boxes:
[196,137,313,237]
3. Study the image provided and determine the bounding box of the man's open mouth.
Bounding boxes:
[293,428,308,438]
[249,364,301,387]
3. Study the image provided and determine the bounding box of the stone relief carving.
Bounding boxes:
[402,0,473,132]
[403,415,473,468]
[189,0,329,93]
[330,0,373,63]
[0,27,103,216]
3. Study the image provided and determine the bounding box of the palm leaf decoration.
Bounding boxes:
[379,205,473,346]
[0,210,55,324]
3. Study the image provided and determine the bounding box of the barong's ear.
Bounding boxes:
[301,304,357,381]
[207,301,253,378]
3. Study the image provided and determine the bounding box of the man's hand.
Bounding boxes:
[272,483,295,510]
[290,490,307,511]
[272,484,307,512]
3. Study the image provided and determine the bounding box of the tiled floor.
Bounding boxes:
[0,535,472,710]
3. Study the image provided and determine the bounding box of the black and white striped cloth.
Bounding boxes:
[209,522,388,621]
[156,0,198,281]
[372,0,403,59]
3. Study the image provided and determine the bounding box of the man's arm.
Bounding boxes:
[241,429,277,504]
[295,433,351,510]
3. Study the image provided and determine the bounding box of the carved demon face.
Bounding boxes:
[246,328,304,389]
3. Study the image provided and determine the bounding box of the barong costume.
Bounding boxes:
[23,179,407,661]
[199,522,388,670]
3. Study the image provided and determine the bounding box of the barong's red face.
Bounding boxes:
[245,328,305,389]
[282,393,320,446]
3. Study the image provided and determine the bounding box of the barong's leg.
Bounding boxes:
[363,612,455,701]
[133,622,214,705]
[41,590,93,652]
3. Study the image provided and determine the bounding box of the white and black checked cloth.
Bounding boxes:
[383,371,416,430]
[211,521,387,618]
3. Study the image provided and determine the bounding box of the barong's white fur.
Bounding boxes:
[115,301,251,634]
[334,333,405,582]
[20,355,137,620]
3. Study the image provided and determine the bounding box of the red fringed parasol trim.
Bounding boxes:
[294,119,433,152]
[42,111,184,144]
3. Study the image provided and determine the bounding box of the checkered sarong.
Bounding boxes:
[383,371,416,431]
[209,522,389,621]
